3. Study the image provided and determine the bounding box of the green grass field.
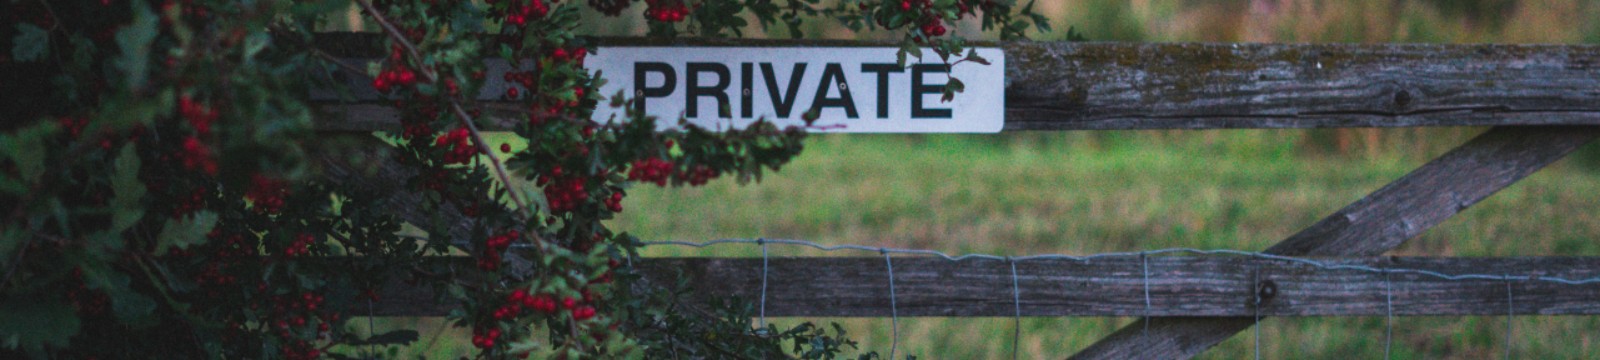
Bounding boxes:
[612,130,1600,359]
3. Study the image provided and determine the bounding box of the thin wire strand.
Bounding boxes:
[1142,251,1151,339]
[1384,268,1394,360]
[635,238,1600,285]
[884,249,899,360]
[1009,257,1022,360]
[758,238,769,331]
[1505,275,1514,360]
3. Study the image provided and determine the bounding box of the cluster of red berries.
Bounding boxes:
[627,157,673,186]
[888,0,952,37]
[493,289,562,321]
[572,303,598,321]
[434,128,480,164]
[396,101,441,139]
[645,0,688,22]
[420,169,451,192]
[476,230,519,270]
[920,18,947,37]
[264,292,331,360]
[280,343,322,360]
[524,291,561,313]
[282,233,316,257]
[502,70,536,91]
[194,261,237,287]
[171,187,208,218]
[681,165,718,186]
[402,120,434,140]
[471,327,503,349]
[534,293,599,321]
[66,269,109,317]
[246,174,289,214]
[57,116,87,138]
[178,95,218,135]
[269,292,327,321]
[159,0,214,23]
[192,232,253,288]
[500,70,541,101]
[503,0,549,25]
[542,174,589,213]
[371,67,418,93]
[549,47,588,63]
[178,136,218,175]
[603,191,623,212]
[57,116,127,150]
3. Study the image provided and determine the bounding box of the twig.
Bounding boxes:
[0,235,37,290]
[309,48,369,78]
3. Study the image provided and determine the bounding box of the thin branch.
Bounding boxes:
[0,235,38,290]
[354,0,549,252]
[309,48,369,78]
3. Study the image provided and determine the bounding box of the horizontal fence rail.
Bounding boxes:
[307,33,1600,132]
[362,255,1600,317]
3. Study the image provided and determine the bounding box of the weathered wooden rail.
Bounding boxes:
[360,256,1600,318]
[310,33,1600,359]
[311,33,1600,131]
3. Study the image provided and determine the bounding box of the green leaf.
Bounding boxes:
[155,211,217,255]
[108,289,157,326]
[941,78,965,102]
[963,48,990,65]
[110,144,145,232]
[241,30,271,62]
[0,228,22,274]
[11,23,49,62]
[75,261,155,325]
[0,299,80,357]
[114,0,158,89]
[0,122,54,184]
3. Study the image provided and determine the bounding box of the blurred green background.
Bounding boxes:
[371,1,1600,358]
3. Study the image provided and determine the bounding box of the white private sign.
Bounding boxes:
[585,47,1005,133]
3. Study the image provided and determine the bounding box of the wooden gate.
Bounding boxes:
[313,34,1600,358]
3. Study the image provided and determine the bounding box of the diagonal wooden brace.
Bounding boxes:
[1069,126,1600,359]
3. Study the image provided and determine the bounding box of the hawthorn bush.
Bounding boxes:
[0,0,1046,358]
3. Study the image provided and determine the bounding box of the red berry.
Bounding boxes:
[572,305,596,321]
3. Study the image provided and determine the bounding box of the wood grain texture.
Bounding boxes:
[307,33,1600,131]
[1070,126,1600,360]
[359,256,1600,317]
[644,256,1600,317]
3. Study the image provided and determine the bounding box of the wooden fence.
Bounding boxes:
[310,33,1600,359]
